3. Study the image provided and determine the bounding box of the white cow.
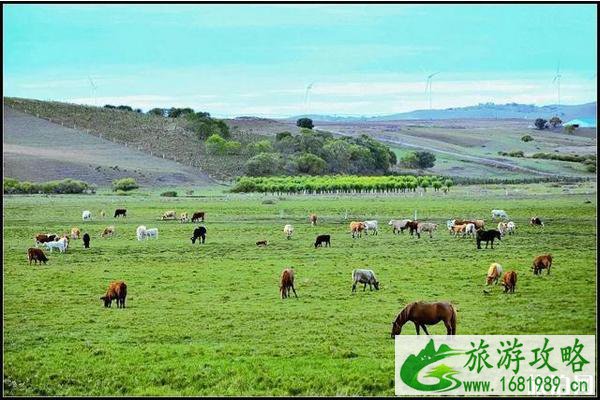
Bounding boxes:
[283,224,294,240]
[82,210,92,221]
[136,225,147,241]
[491,209,509,220]
[43,237,68,253]
[506,221,516,235]
[351,269,380,292]
[363,220,378,235]
[464,223,476,238]
[145,228,159,239]
[497,222,509,236]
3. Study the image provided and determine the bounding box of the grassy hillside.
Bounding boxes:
[3,183,596,395]
[316,120,596,179]
[3,106,214,187]
[4,98,296,182]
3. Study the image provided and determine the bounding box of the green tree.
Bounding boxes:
[112,177,139,192]
[247,140,273,156]
[276,131,293,141]
[549,116,562,128]
[168,107,194,118]
[534,118,548,130]
[148,108,166,117]
[444,179,454,192]
[205,134,228,155]
[414,151,436,169]
[244,153,283,176]
[296,118,314,129]
[294,153,327,175]
[521,134,534,142]
[117,105,133,112]
[401,152,418,168]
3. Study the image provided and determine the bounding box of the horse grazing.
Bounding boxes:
[532,254,552,275]
[279,268,298,299]
[309,214,318,226]
[502,270,517,293]
[486,263,503,285]
[391,301,457,337]
[476,229,502,249]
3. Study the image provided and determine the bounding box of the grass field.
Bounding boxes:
[3,183,597,395]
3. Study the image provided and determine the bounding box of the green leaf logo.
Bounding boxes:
[400,339,464,392]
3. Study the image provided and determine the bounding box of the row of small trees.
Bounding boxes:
[3,178,95,194]
[231,175,454,194]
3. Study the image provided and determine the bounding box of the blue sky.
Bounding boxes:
[3,4,597,117]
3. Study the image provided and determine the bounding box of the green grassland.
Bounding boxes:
[3,184,597,395]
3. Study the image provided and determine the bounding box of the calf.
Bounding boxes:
[27,248,48,265]
[352,269,380,292]
[161,210,176,220]
[501,270,517,293]
[530,217,544,227]
[280,268,298,299]
[83,233,90,248]
[82,210,92,221]
[464,223,476,238]
[363,220,378,235]
[256,240,268,247]
[114,208,127,218]
[43,237,68,253]
[179,212,190,223]
[314,234,331,248]
[416,222,438,239]
[283,224,294,240]
[506,221,516,235]
[101,281,127,308]
[71,227,81,240]
[476,229,502,249]
[191,226,207,244]
[389,219,411,235]
[486,263,504,285]
[191,212,205,222]
[101,226,115,238]
[532,254,552,275]
[406,220,420,236]
[451,224,467,237]
[309,214,318,225]
[497,222,508,236]
[491,209,509,220]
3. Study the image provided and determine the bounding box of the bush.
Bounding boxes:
[293,153,327,175]
[4,178,95,194]
[246,140,273,156]
[296,118,314,129]
[244,153,283,177]
[112,177,139,192]
[549,116,562,128]
[206,134,242,155]
[148,108,166,117]
[276,131,293,141]
[534,118,548,130]
[414,151,436,169]
[564,125,577,134]
[521,135,534,142]
[160,191,178,197]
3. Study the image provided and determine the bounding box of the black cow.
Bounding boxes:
[114,209,127,218]
[191,226,207,244]
[83,233,90,248]
[476,229,502,249]
[314,234,331,248]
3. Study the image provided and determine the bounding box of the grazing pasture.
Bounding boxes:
[3,184,596,396]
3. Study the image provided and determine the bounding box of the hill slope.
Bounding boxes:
[3,106,213,187]
[292,101,597,122]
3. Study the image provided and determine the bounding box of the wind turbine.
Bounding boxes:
[88,76,98,107]
[552,63,562,110]
[304,82,314,115]
[425,72,441,118]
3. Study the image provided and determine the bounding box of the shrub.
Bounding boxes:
[160,191,178,197]
[534,118,547,130]
[296,118,314,129]
[549,116,562,128]
[521,135,534,142]
[414,151,436,169]
[293,153,327,175]
[224,140,242,155]
[247,140,273,156]
[564,125,577,134]
[276,131,293,141]
[206,134,227,155]
[3,178,94,194]
[112,177,139,192]
[244,153,283,177]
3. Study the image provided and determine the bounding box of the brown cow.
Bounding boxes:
[406,220,420,236]
[309,214,318,225]
[350,221,366,238]
[451,224,467,237]
[191,212,205,222]
[532,254,552,275]
[501,270,517,293]
[27,248,48,265]
[101,281,127,308]
[35,233,57,246]
[280,268,298,299]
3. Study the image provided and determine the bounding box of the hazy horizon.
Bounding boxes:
[4,4,597,118]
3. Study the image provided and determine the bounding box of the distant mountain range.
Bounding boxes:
[288,101,597,123]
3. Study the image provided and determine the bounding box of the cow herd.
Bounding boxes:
[27,206,552,337]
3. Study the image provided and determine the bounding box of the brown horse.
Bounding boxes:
[391,301,457,337]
